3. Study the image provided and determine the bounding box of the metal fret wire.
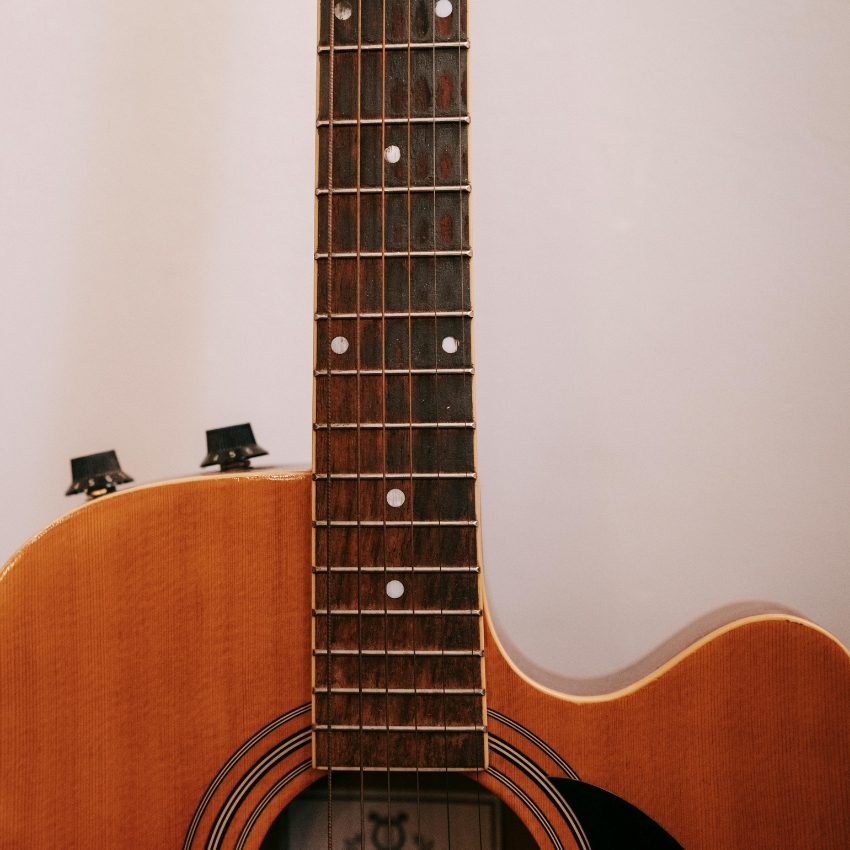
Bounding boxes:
[315,609,482,616]
[318,39,470,52]
[316,249,472,257]
[316,566,480,572]
[316,310,473,318]
[314,688,484,694]
[316,184,470,193]
[316,648,484,657]
[315,368,474,375]
[315,421,476,429]
[314,472,476,478]
[315,520,478,527]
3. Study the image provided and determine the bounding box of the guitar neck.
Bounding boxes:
[311,0,485,771]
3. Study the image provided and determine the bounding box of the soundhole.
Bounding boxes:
[261,773,539,850]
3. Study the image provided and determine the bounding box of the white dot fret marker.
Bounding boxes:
[386,488,405,508]
[386,580,405,599]
[441,336,459,354]
[384,145,401,164]
[331,336,349,355]
[435,0,453,18]
[334,2,352,21]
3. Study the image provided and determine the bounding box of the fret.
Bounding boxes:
[314,649,483,656]
[315,368,473,376]
[315,250,472,259]
[314,520,477,527]
[316,311,472,319]
[315,725,486,732]
[318,116,470,126]
[314,422,474,429]
[316,184,470,195]
[314,566,479,573]
[314,472,475,479]
[318,41,470,53]
[314,687,484,694]
[314,609,481,616]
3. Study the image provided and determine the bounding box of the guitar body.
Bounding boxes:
[2,471,848,849]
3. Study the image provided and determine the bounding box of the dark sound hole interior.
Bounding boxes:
[261,772,539,850]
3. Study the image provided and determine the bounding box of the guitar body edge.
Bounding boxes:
[1,472,848,849]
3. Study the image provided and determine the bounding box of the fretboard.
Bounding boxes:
[311,0,484,772]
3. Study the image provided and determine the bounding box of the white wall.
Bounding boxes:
[2,0,849,680]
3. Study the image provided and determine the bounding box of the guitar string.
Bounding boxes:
[429,6,455,849]
[402,0,424,846]
[356,1,367,847]
[458,5,486,849]
[325,0,336,843]
[380,0,393,840]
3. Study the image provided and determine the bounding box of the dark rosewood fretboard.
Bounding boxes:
[311,0,484,771]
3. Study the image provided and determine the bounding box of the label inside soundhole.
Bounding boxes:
[261,774,539,849]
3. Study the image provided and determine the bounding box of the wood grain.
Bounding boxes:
[0,471,317,849]
[2,471,849,848]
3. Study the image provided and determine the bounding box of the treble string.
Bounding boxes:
[325,0,336,845]
[446,2,482,847]
[461,2,488,844]
[356,2,367,849]
[454,0,487,844]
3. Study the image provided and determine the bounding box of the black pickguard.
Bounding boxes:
[550,777,684,849]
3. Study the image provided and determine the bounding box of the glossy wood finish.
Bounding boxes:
[2,472,849,848]
[0,471,316,849]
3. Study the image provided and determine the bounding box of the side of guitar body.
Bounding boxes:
[1,472,848,849]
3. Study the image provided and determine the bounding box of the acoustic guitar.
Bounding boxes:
[2,2,849,848]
